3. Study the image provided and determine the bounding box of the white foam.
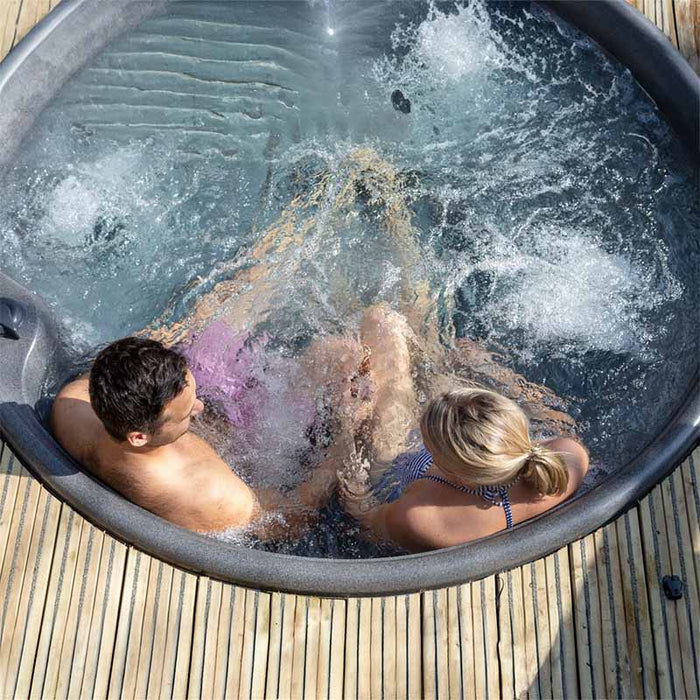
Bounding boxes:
[449,227,683,356]
[43,176,102,245]
[40,146,146,246]
[373,0,537,94]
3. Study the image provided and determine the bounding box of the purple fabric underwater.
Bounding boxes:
[178,321,267,428]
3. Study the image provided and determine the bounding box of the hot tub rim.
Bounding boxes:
[0,0,698,596]
[1,370,698,597]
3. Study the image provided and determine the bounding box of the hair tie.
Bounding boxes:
[528,445,543,461]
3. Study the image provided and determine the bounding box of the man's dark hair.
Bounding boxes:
[89,337,189,441]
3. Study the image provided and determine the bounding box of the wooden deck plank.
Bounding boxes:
[202,580,224,699]
[543,554,565,700]
[224,586,247,699]
[14,0,44,48]
[422,590,437,700]
[172,573,198,699]
[155,568,185,700]
[662,468,700,697]
[507,567,528,699]
[238,587,258,700]
[434,588,450,700]
[329,599,347,700]
[304,597,321,700]
[383,596,397,700]
[0,447,24,574]
[606,523,633,698]
[662,0,680,46]
[675,0,700,71]
[213,580,233,700]
[188,576,208,699]
[554,547,578,700]
[592,528,622,699]
[681,457,700,594]
[343,597,359,700]
[405,593,420,699]
[446,587,461,700]
[315,597,333,699]
[271,593,293,697]
[481,577,500,700]
[252,591,272,700]
[496,574,514,700]
[395,595,408,700]
[457,584,475,700]
[583,532,608,699]
[531,558,551,700]
[521,563,541,700]
[568,539,591,700]
[265,592,284,700]
[291,595,308,699]
[471,581,487,700]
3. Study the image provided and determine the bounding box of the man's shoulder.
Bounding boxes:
[151,444,256,532]
[54,373,91,400]
[50,375,103,465]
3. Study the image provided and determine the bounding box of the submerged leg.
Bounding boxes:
[359,304,419,465]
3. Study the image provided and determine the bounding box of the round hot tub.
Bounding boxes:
[0,0,698,596]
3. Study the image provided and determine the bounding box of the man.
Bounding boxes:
[50,336,340,535]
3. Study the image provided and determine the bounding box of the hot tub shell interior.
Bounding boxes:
[0,0,698,596]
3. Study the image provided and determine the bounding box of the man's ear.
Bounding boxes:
[126,431,150,448]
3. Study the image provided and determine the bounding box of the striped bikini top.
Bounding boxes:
[394,447,515,530]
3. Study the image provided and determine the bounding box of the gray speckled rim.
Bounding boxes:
[0,0,698,597]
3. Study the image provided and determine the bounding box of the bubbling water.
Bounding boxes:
[0,0,697,556]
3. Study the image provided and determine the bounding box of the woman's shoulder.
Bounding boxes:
[543,437,589,483]
[545,436,589,463]
[384,483,500,551]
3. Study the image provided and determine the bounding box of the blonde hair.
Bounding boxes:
[420,388,568,496]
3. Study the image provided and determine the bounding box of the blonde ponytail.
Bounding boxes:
[419,388,569,495]
[521,445,568,496]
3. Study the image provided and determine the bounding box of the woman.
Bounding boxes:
[339,307,588,552]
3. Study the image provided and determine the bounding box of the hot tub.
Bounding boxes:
[0,0,698,596]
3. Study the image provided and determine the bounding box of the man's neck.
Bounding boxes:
[105,434,173,459]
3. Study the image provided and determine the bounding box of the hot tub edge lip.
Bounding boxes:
[2,385,699,597]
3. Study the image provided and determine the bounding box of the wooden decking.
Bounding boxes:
[2,439,700,698]
[627,0,700,71]
[1,0,699,698]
